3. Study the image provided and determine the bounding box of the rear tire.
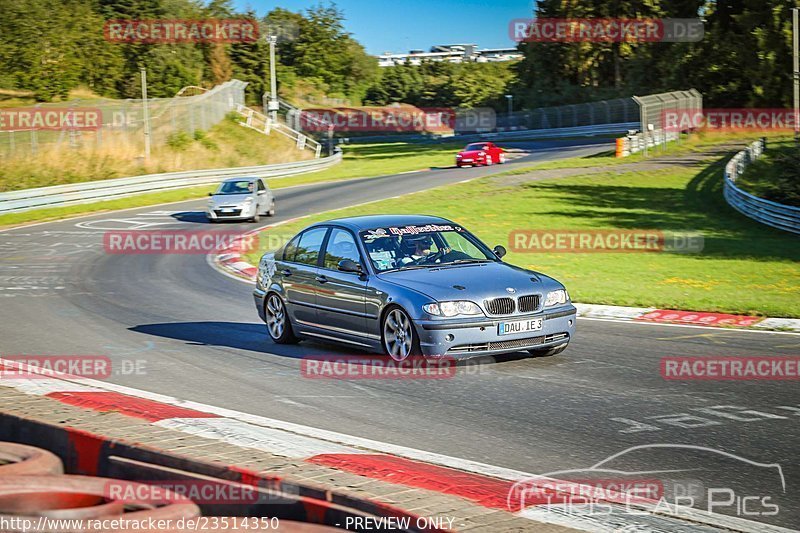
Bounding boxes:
[267,200,275,217]
[499,153,506,164]
[528,343,567,357]
[265,293,299,344]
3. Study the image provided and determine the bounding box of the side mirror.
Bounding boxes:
[208,192,213,196]
[338,259,362,273]
[493,245,507,259]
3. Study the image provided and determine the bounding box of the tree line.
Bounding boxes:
[0,0,795,111]
[0,0,378,104]
[512,0,797,109]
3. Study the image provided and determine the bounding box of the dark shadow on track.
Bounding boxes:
[129,321,536,364]
[170,211,211,223]
[129,321,365,359]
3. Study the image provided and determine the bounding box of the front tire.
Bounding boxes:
[528,343,567,357]
[265,293,299,344]
[381,306,420,361]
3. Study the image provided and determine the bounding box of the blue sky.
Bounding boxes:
[233,0,536,54]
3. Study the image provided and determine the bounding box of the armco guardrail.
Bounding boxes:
[341,122,639,145]
[724,139,800,235]
[0,152,342,214]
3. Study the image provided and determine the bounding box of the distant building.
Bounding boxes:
[377,43,522,67]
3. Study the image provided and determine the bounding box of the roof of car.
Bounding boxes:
[221,176,258,182]
[320,214,453,231]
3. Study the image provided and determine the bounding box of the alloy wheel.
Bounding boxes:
[266,294,286,339]
[383,308,414,361]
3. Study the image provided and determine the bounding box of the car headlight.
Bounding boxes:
[423,301,482,317]
[243,197,253,205]
[456,154,462,158]
[544,289,568,307]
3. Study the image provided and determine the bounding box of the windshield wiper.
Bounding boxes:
[382,264,434,273]
[444,259,493,265]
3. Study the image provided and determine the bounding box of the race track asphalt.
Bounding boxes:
[1,139,797,529]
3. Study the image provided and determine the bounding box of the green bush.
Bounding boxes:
[199,137,218,150]
[166,131,192,151]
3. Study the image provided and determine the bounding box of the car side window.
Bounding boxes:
[257,179,266,192]
[283,234,301,261]
[323,228,361,270]
[294,227,328,266]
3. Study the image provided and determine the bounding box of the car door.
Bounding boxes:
[486,143,498,162]
[315,227,371,341]
[256,179,268,213]
[280,226,329,325]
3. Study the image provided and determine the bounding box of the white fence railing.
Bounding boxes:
[235,104,322,158]
[724,139,800,235]
[0,152,342,214]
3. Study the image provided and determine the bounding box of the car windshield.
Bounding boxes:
[464,143,487,151]
[215,180,254,195]
[360,223,495,272]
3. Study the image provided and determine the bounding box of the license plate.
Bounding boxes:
[222,208,234,213]
[498,318,543,335]
[461,158,473,162]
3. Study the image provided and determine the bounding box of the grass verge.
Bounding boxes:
[244,134,800,318]
[736,140,800,207]
[0,114,310,192]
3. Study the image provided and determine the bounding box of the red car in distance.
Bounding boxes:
[455,142,506,167]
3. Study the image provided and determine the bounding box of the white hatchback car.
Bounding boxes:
[207,177,275,223]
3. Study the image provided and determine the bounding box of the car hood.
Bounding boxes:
[211,193,250,204]
[458,150,484,157]
[378,261,561,302]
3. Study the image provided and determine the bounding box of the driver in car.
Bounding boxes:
[399,234,450,265]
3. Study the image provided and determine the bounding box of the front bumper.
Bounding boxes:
[207,204,255,221]
[253,288,267,321]
[415,305,576,358]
